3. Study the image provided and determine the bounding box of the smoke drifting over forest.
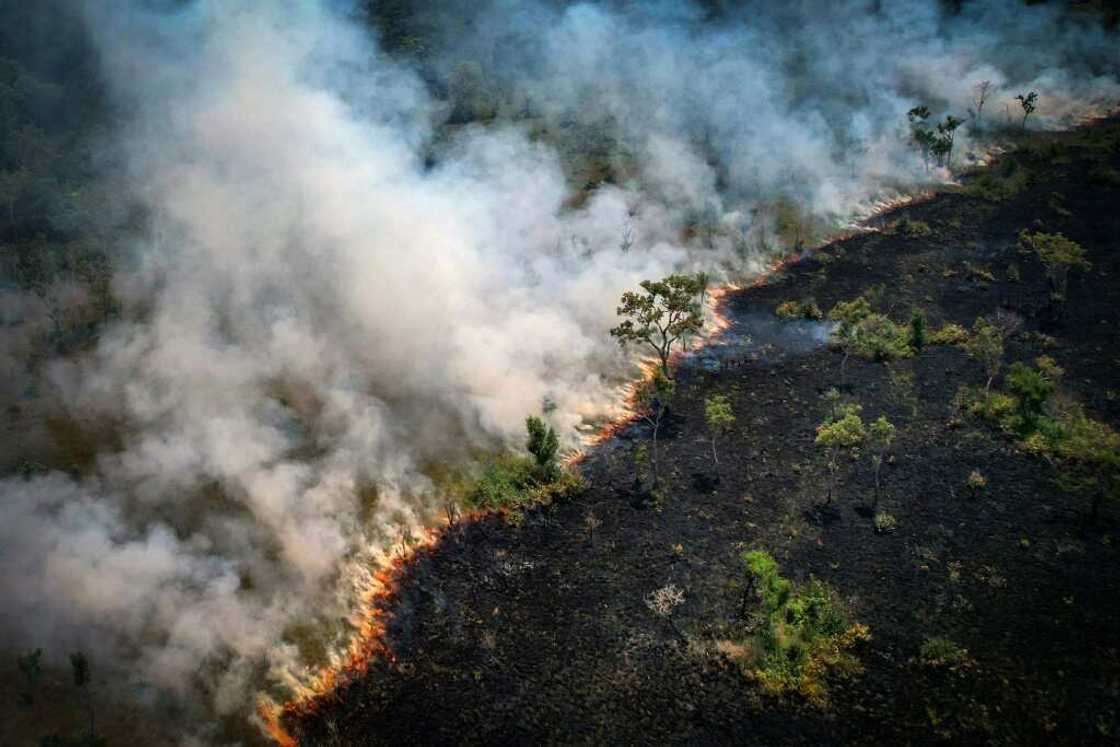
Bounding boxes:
[0,0,1116,740]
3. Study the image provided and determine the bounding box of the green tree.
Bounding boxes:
[611,273,707,379]
[828,296,872,388]
[935,115,963,167]
[1018,230,1090,304]
[867,416,896,503]
[909,309,926,352]
[815,408,866,504]
[525,415,559,479]
[1005,362,1054,432]
[704,393,735,468]
[1015,91,1038,130]
[965,317,1005,393]
[908,106,936,171]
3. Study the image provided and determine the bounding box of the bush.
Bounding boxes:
[873,512,898,534]
[853,314,913,361]
[890,216,932,238]
[964,158,1028,202]
[775,298,824,321]
[732,551,870,706]
[967,469,987,493]
[463,453,583,511]
[919,636,973,669]
[929,322,969,345]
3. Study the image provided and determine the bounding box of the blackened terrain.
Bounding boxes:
[292,120,1120,745]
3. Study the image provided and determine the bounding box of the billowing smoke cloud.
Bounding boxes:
[0,0,1116,741]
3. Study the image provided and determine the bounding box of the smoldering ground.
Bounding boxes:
[0,0,1116,742]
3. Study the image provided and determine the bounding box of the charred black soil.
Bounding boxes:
[289,120,1120,745]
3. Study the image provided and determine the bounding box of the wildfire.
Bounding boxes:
[262,178,954,745]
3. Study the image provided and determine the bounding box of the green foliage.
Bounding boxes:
[1018,230,1090,303]
[828,296,912,363]
[704,393,735,466]
[873,512,898,534]
[890,216,932,238]
[967,470,988,493]
[733,551,870,705]
[965,318,1005,391]
[462,452,583,512]
[920,636,973,670]
[611,273,707,377]
[1005,362,1055,431]
[929,322,969,346]
[525,415,559,477]
[909,309,926,352]
[816,412,866,449]
[964,157,1028,202]
[775,298,823,320]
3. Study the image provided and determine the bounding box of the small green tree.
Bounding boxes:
[1018,230,1090,304]
[635,369,676,488]
[611,273,707,379]
[525,415,559,479]
[704,393,735,469]
[965,317,1005,393]
[828,296,872,388]
[909,309,926,352]
[1005,362,1055,432]
[1015,91,1038,130]
[867,416,896,502]
[815,407,866,504]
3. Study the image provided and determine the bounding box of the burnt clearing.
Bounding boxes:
[290,120,1120,745]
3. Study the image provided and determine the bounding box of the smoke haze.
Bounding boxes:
[0,0,1116,741]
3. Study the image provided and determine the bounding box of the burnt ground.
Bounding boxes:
[289,120,1120,745]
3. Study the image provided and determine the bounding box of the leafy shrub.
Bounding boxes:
[873,512,898,534]
[919,636,973,670]
[775,298,824,321]
[853,314,913,361]
[964,158,1028,202]
[929,322,969,345]
[462,453,583,511]
[890,216,932,238]
[732,551,870,706]
[967,470,987,492]
[909,309,926,352]
[1018,230,1090,303]
[964,261,995,283]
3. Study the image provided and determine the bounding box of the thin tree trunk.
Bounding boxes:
[711,438,718,467]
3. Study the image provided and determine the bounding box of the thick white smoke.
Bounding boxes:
[0,0,1116,741]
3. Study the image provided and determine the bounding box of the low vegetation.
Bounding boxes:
[726,551,870,706]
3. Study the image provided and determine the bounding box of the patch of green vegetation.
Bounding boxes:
[1018,230,1090,303]
[887,215,932,238]
[728,551,870,706]
[873,511,898,534]
[963,158,1029,202]
[775,298,824,320]
[929,322,969,346]
[964,261,995,283]
[828,295,914,365]
[919,636,974,671]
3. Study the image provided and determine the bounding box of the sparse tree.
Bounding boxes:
[1015,91,1038,131]
[583,510,602,543]
[908,106,936,171]
[611,273,707,379]
[828,296,872,388]
[935,115,963,168]
[815,406,866,504]
[965,317,1005,393]
[971,80,993,127]
[635,370,676,488]
[704,393,735,469]
[868,416,897,503]
[1018,230,1091,305]
[645,583,686,640]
